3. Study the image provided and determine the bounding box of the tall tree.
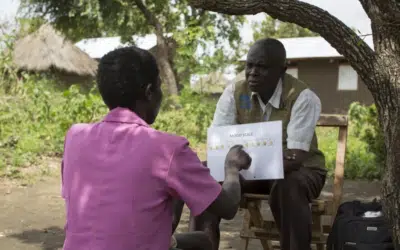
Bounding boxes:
[19,0,244,95]
[252,15,318,41]
[188,0,400,246]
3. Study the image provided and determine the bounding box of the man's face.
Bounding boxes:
[245,43,285,95]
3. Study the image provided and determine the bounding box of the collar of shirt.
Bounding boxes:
[251,78,282,113]
[102,107,150,127]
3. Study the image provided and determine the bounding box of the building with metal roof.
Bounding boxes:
[239,36,374,61]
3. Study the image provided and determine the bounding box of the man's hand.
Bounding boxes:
[225,145,252,172]
[283,149,308,173]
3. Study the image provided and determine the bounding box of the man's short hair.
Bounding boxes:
[253,38,287,67]
[97,46,159,109]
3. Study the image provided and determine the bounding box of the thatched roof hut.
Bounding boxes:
[13,24,98,77]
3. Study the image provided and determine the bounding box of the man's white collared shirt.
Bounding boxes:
[211,79,322,152]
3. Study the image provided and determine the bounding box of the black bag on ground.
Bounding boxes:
[326,199,394,250]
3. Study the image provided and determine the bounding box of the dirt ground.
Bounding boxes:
[0,160,381,250]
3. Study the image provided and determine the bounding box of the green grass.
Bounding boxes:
[316,127,338,175]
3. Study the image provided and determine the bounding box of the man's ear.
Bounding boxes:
[282,65,288,74]
[144,84,152,101]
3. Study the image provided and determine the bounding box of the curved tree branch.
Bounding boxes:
[133,0,164,37]
[188,0,378,89]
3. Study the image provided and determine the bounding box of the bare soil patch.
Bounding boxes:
[0,159,381,250]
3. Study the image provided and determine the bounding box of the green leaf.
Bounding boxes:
[253,16,319,41]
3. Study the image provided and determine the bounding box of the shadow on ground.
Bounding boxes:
[8,226,64,250]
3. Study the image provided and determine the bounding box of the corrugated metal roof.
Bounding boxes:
[239,36,374,61]
[75,34,157,59]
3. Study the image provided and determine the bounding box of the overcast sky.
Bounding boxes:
[1,0,371,42]
[0,0,18,22]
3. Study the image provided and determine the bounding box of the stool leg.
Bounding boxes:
[260,239,272,250]
[240,238,250,250]
[188,212,196,232]
[248,201,271,250]
[239,209,251,250]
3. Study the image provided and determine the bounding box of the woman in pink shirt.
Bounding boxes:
[61,46,251,250]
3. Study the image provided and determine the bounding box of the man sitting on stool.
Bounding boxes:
[191,38,327,250]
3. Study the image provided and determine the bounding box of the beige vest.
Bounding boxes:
[233,73,325,169]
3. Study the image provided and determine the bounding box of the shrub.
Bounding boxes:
[0,78,107,176]
[153,88,215,146]
[348,102,385,179]
[0,75,215,176]
[317,102,384,180]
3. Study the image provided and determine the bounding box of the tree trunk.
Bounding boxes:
[188,0,400,247]
[372,51,400,248]
[381,102,400,248]
[372,23,400,248]
[156,37,179,95]
[133,0,179,96]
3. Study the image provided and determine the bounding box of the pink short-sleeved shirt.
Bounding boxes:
[61,107,222,250]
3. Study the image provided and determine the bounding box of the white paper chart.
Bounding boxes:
[207,121,284,182]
